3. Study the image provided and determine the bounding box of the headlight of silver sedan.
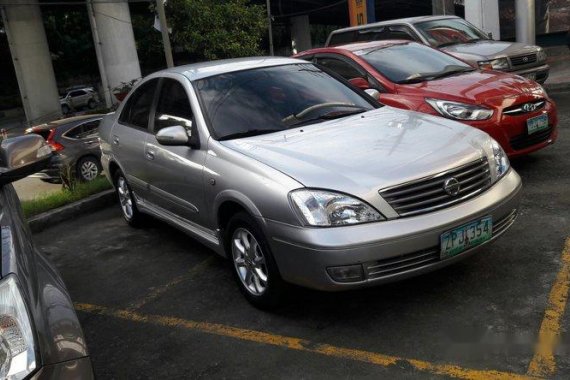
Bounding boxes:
[0,276,36,380]
[537,48,547,62]
[489,139,510,181]
[478,57,510,70]
[426,99,493,121]
[290,189,384,226]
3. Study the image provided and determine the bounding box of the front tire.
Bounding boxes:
[226,212,286,309]
[114,170,143,227]
[88,99,96,109]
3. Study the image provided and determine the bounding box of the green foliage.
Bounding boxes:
[131,13,165,74]
[166,0,267,60]
[21,177,112,218]
[42,6,98,84]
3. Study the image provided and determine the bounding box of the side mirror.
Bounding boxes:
[349,77,370,90]
[0,135,52,186]
[156,125,189,146]
[365,88,381,100]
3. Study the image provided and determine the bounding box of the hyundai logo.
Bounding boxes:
[522,102,538,112]
[523,56,529,62]
[443,177,461,196]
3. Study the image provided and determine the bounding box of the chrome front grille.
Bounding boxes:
[379,158,491,217]
[492,209,518,237]
[503,99,546,115]
[363,209,518,281]
[510,53,537,66]
[365,247,439,280]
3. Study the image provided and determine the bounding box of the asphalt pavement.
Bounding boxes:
[33,92,570,379]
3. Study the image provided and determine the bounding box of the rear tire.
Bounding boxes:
[225,212,287,309]
[62,104,70,115]
[114,170,144,227]
[88,99,96,109]
[76,156,101,182]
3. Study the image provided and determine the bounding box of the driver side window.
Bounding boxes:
[154,79,193,134]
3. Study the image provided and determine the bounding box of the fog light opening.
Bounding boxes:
[327,264,364,283]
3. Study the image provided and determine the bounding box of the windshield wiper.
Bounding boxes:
[218,129,281,141]
[398,65,474,84]
[284,108,368,128]
[438,38,484,48]
[430,67,475,80]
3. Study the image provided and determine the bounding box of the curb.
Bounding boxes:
[29,189,116,234]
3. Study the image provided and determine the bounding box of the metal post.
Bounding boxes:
[266,0,274,56]
[515,0,535,44]
[87,0,112,108]
[156,0,174,68]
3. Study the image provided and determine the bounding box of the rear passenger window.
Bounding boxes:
[69,90,85,97]
[317,57,363,81]
[154,79,193,133]
[67,120,100,139]
[119,79,159,129]
[387,26,417,41]
[328,31,357,46]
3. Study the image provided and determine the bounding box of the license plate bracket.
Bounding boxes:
[440,216,493,259]
[527,114,548,135]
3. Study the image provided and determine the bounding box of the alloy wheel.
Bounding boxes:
[117,176,134,220]
[80,160,99,181]
[232,228,269,296]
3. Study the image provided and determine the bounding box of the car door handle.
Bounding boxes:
[112,136,119,145]
[145,150,155,160]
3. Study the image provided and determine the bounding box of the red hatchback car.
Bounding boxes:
[294,41,558,158]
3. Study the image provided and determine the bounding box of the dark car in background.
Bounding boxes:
[326,16,550,83]
[0,135,93,378]
[25,115,103,183]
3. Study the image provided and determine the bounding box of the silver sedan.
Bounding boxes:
[99,57,521,308]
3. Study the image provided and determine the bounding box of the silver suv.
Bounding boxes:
[99,57,521,308]
[326,16,549,83]
[60,87,100,114]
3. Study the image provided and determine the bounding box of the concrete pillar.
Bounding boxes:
[290,15,311,54]
[432,0,455,16]
[92,0,141,103]
[0,0,61,125]
[465,0,501,40]
[515,0,535,44]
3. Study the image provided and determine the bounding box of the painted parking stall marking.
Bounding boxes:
[527,237,570,377]
[74,302,534,380]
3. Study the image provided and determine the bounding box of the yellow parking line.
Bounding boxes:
[75,302,535,379]
[527,237,570,377]
[127,256,216,311]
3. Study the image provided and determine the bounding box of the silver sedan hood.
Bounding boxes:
[221,107,490,195]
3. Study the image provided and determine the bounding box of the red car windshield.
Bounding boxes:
[355,43,474,84]
[414,18,488,47]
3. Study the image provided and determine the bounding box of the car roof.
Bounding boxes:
[329,15,459,35]
[32,114,103,130]
[149,57,306,81]
[295,40,413,58]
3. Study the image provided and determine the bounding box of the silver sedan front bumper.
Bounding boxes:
[265,169,522,291]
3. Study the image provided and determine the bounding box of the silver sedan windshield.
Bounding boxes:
[193,64,375,140]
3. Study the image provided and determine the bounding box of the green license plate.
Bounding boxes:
[527,114,548,135]
[440,217,493,259]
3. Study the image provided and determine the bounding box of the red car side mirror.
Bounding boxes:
[349,77,370,90]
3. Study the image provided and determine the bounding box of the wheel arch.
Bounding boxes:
[214,191,265,236]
